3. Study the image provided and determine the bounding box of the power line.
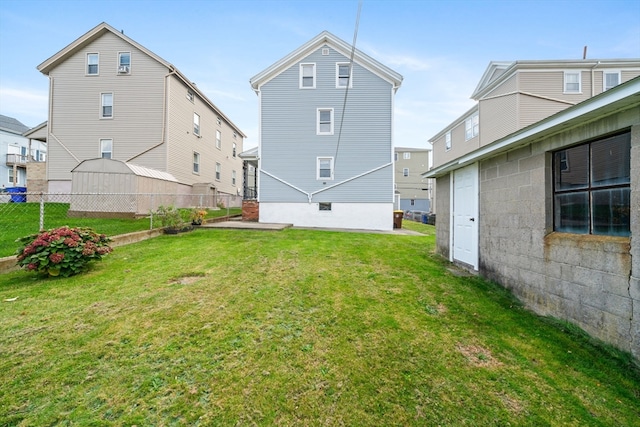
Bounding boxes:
[333,0,362,170]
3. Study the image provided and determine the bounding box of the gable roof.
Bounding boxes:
[470,58,640,100]
[425,76,640,179]
[249,30,403,92]
[0,114,30,134]
[37,22,246,138]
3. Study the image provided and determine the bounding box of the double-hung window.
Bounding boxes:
[403,168,409,177]
[403,152,411,160]
[193,113,200,136]
[100,139,112,159]
[564,71,581,93]
[445,131,452,151]
[118,52,131,74]
[300,63,315,88]
[317,157,334,180]
[232,142,237,157]
[336,63,352,88]
[553,131,630,236]
[465,114,478,140]
[87,53,99,75]
[232,170,236,186]
[216,130,221,149]
[193,152,200,173]
[101,93,113,118]
[603,71,620,91]
[317,108,334,135]
[215,162,221,180]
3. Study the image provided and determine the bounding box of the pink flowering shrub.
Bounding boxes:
[15,226,113,277]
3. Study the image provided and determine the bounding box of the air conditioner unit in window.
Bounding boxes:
[118,65,129,73]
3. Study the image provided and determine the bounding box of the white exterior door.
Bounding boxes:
[452,163,478,269]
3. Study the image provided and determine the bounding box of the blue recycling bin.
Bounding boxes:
[6,187,27,203]
[421,213,428,224]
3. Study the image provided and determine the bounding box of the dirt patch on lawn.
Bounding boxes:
[456,342,502,368]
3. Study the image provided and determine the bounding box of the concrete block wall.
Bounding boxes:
[434,176,450,259]
[477,112,639,358]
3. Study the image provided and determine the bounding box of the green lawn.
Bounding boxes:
[0,203,241,257]
[1,223,638,426]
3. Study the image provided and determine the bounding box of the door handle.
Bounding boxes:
[469,218,475,222]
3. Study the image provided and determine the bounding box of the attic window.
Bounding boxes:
[322,48,329,56]
[87,53,99,75]
[187,90,194,102]
[336,63,352,88]
[300,63,316,89]
[118,52,130,74]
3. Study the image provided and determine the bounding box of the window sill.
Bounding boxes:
[544,232,630,253]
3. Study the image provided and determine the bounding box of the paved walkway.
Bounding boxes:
[201,221,423,235]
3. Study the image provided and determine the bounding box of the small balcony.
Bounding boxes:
[6,154,28,167]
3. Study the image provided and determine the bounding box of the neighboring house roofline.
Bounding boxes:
[249,30,403,93]
[36,22,247,138]
[0,114,30,134]
[471,58,640,100]
[394,146,431,152]
[428,104,479,142]
[23,121,48,139]
[424,76,640,179]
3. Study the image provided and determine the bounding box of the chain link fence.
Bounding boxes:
[0,192,242,256]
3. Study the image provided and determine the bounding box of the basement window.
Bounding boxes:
[319,202,332,211]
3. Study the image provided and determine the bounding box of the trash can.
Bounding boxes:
[421,213,428,224]
[427,214,436,225]
[393,210,404,229]
[6,187,27,203]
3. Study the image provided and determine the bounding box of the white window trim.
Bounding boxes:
[403,152,411,160]
[232,170,236,186]
[603,70,621,92]
[8,169,14,184]
[336,62,353,88]
[186,90,194,102]
[216,130,221,149]
[193,113,201,137]
[193,152,200,174]
[563,71,582,94]
[100,92,113,119]
[117,52,131,75]
[317,157,334,180]
[317,108,334,135]
[300,63,316,89]
[465,113,478,141]
[86,53,99,76]
[215,162,221,181]
[403,168,409,177]
[100,139,113,159]
[445,131,452,151]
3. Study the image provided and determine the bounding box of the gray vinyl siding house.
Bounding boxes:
[425,74,640,359]
[250,31,402,230]
[37,22,245,197]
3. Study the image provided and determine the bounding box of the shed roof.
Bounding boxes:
[72,158,178,182]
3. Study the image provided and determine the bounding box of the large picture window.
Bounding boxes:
[553,131,630,236]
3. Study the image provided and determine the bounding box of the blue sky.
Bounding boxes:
[1,0,638,149]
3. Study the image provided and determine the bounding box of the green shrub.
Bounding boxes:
[15,226,113,277]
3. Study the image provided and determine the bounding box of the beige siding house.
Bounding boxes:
[394,147,432,212]
[37,22,245,198]
[430,59,640,170]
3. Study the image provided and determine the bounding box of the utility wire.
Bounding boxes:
[333,0,362,170]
